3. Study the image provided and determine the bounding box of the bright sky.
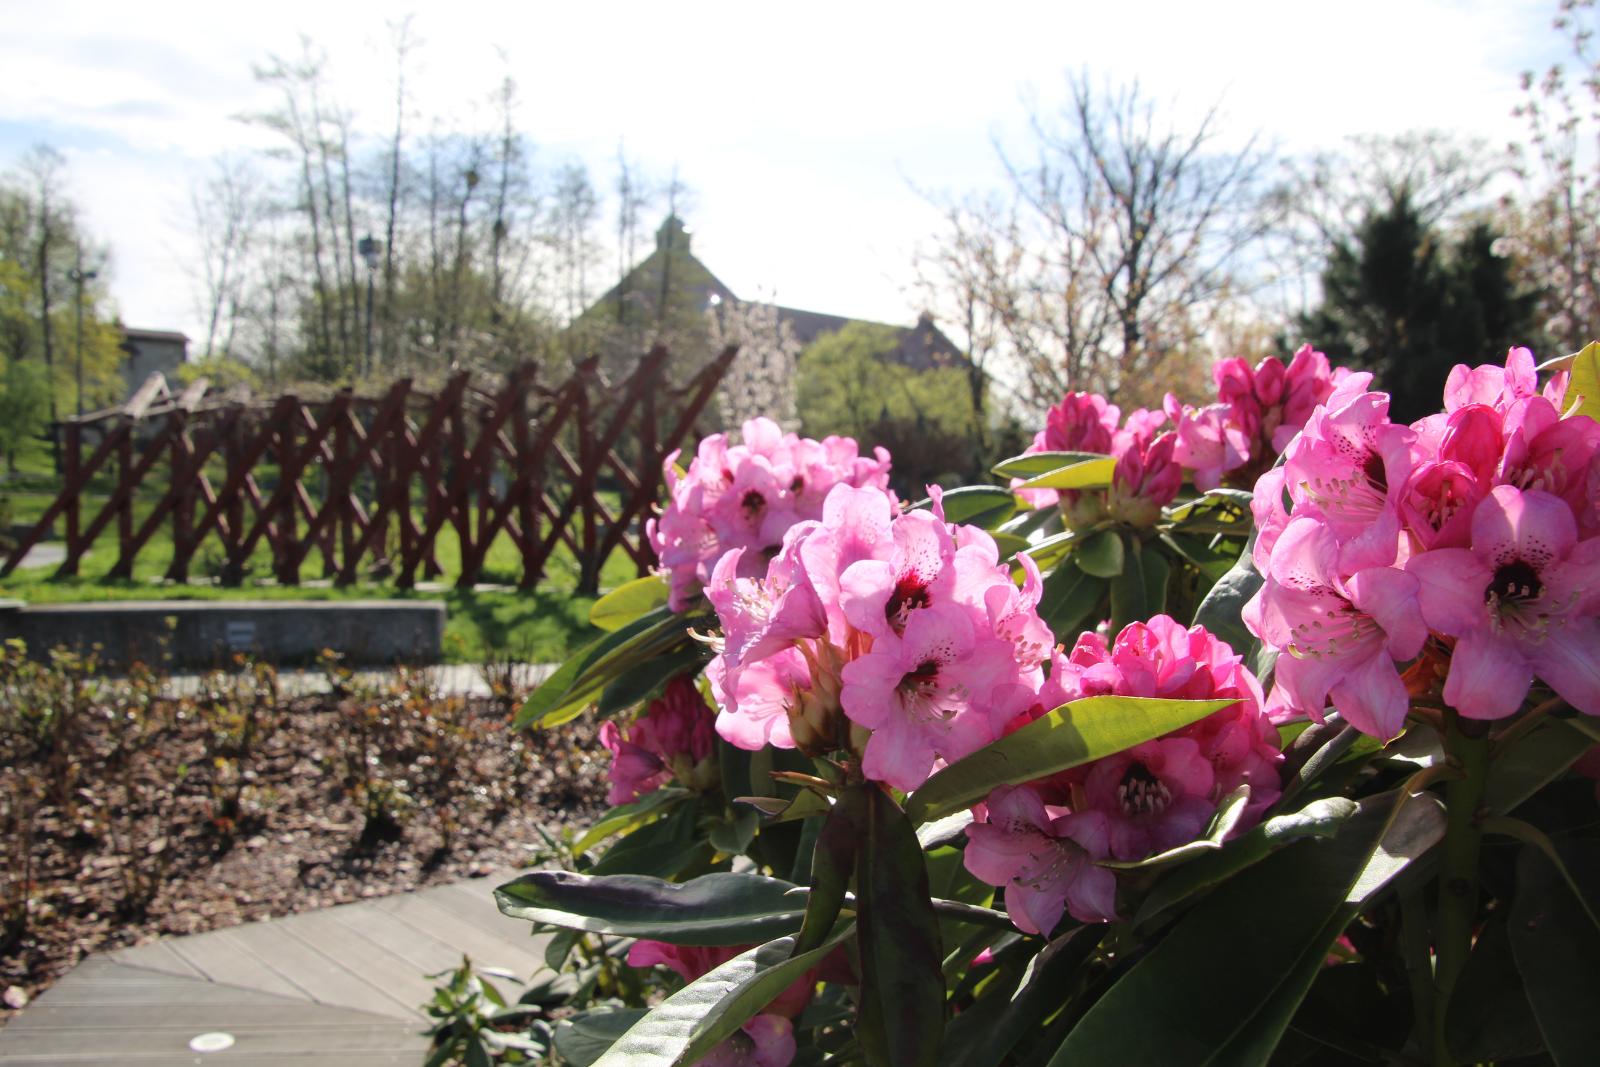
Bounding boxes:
[0,0,1566,344]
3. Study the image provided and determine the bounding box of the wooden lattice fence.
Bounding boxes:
[1,346,735,593]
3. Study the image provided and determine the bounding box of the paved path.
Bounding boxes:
[0,874,550,1065]
[7,543,63,571]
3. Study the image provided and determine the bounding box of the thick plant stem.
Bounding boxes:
[1431,709,1490,1067]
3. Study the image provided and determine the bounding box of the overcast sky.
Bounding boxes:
[0,0,1567,344]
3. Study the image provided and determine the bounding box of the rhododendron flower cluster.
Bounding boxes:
[705,482,1052,792]
[627,941,815,1067]
[1167,346,1370,490]
[964,616,1281,935]
[647,417,892,611]
[1017,395,1179,525]
[1244,346,1600,734]
[598,676,717,805]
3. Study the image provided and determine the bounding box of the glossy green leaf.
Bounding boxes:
[571,787,690,856]
[1108,535,1146,628]
[1446,918,1545,1063]
[1508,840,1600,1065]
[1485,716,1595,815]
[1134,796,1359,928]
[992,450,1111,478]
[1140,542,1170,617]
[1018,457,1117,491]
[594,928,854,1067]
[1037,558,1106,639]
[516,608,697,729]
[794,785,864,956]
[589,575,671,631]
[1192,538,1271,680]
[597,644,710,717]
[1566,339,1600,421]
[857,785,945,1067]
[914,485,1019,528]
[588,796,705,878]
[907,695,1237,825]
[1052,792,1443,1066]
[555,1009,650,1067]
[1075,529,1125,578]
[495,871,806,945]
[943,926,1105,1067]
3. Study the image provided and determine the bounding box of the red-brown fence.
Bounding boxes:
[1,346,735,593]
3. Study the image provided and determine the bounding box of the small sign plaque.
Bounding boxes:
[224,620,257,650]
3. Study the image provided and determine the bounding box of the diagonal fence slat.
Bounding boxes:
[2,348,733,595]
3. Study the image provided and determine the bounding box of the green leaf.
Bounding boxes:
[943,926,1105,1067]
[588,796,705,877]
[495,871,806,945]
[1018,457,1117,491]
[857,785,945,1067]
[992,450,1111,479]
[1107,535,1146,628]
[1140,542,1170,617]
[1134,797,1359,927]
[1099,784,1250,871]
[515,608,696,729]
[589,575,671,631]
[907,695,1238,825]
[793,786,863,956]
[571,788,691,856]
[1485,716,1595,815]
[1508,840,1600,1065]
[1050,792,1444,1066]
[555,1009,650,1067]
[594,928,854,1067]
[597,644,711,717]
[1566,339,1600,421]
[1074,529,1125,578]
[914,485,1019,528]
[1191,538,1271,679]
[1037,558,1106,639]
[708,808,760,856]
[1446,918,1545,1063]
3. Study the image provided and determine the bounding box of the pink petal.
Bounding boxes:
[1528,617,1600,716]
[1444,631,1535,720]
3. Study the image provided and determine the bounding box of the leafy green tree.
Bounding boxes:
[0,353,49,472]
[1299,189,1541,422]
[797,322,983,492]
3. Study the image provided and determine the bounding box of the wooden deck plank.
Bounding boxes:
[219,917,411,1018]
[321,896,468,978]
[273,910,432,1019]
[161,926,311,1001]
[111,938,208,980]
[371,890,548,978]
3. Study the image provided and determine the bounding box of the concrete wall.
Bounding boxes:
[0,599,445,668]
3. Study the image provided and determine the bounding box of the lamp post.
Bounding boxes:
[67,261,98,418]
[357,235,381,378]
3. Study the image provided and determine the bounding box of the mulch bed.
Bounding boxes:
[0,662,606,1025]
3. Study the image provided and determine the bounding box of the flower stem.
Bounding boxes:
[1431,709,1489,1067]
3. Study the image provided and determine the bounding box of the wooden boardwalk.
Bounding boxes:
[0,874,549,1065]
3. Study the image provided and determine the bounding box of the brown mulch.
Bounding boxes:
[0,664,607,1026]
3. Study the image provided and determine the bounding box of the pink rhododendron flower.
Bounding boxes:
[1496,397,1600,536]
[1443,346,1564,414]
[705,481,1050,791]
[647,419,891,611]
[598,677,717,805]
[1108,424,1182,526]
[1407,485,1600,719]
[1244,515,1426,739]
[963,784,1118,933]
[1014,392,1121,509]
[1079,738,1219,860]
[1040,616,1283,828]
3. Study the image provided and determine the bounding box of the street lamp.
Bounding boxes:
[67,262,98,418]
[357,235,381,377]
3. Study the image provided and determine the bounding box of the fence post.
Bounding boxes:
[59,422,81,576]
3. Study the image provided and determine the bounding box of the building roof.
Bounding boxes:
[122,328,191,345]
[587,217,966,371]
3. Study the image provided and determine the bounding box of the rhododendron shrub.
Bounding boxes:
[493,341,1600,1067]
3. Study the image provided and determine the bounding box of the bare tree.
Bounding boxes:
[190,156,259,358]
[1501,0,1600,354]
[920,74,1272,413]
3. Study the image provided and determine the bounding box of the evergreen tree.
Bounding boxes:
[1299,189,1542,422]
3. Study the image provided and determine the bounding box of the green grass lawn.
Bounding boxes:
[1,451,642,664]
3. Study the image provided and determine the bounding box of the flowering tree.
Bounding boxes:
[476,340,1600,1067]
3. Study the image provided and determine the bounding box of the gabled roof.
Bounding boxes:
[583,216,967,371]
